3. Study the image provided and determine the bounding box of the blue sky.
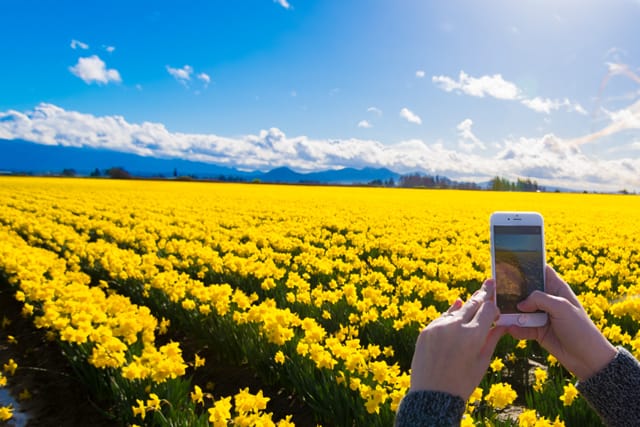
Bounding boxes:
[1,0,640,191]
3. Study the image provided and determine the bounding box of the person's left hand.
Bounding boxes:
[409,279,505,400]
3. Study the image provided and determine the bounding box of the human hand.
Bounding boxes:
[508,265,617,381]
[409,279,505,400]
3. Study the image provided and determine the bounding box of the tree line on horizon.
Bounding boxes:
[21,167,548,193]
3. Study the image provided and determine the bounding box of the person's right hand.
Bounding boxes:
[508,265,617,381]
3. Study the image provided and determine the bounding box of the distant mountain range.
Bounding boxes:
[0,139,400,184]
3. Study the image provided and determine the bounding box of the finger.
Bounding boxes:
[544,265,581,308]
[485,278,496,302]
[446,298,463,314]
[480,326,507,359]
[517,289,574,316]
[507,325,542,341]
[458,280,492,322]
[471,296,499,331]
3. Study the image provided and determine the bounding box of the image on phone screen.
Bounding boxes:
[493,225,544,313]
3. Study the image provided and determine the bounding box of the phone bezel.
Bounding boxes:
[490,211,548,327]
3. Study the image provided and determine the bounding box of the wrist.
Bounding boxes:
[576,340,618,381]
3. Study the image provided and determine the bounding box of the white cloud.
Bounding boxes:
[456,119,485,152]
[105,45,116,53]
[400,108,422,125]
[367,107,382,116]
[432,70,520,100]
[167,65,193,85]
[274,0,291,9]
[416,70,425,78]
[69,55,121,85]
[521,97,588,115]
[357,120,372,128]
[434,70,588,116]
[167,66,211,91]
[197,72,211,87]
[70,39,89,50]
[1,103,639,192]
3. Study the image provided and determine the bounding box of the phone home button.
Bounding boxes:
[517,314,528,325]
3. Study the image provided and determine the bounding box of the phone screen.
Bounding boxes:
[493,225,544,313]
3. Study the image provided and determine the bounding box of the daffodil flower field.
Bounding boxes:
[1,177,639,426]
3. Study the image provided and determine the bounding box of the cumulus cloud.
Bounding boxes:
[0,103,639,191]
[400,108,422,124]
[416,70,425,78]
[433,71,520,100]
[69,55,121,84]
[167,65,193,84]
[197,72,211,87]
[274,0,291,9]
[521,97,588,115]
[433,70,589,116]
[456,119,486,152]
[168,65,212,91]
[357,120,372,128]
[70,39,89,50]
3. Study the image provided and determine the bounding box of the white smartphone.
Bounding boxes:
[490,212,548,327]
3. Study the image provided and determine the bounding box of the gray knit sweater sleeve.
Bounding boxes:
[576,346,640,427]
[394,390,465,427]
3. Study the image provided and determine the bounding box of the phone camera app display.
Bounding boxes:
[493,225,544,313]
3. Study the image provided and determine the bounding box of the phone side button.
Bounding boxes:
[517,314,528,325]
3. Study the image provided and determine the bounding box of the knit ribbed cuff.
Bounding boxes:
[576,346,640,427]
[394,390,465,427]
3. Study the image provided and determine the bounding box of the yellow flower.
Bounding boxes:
[208,396,232,427]
[490,357,504,372]
[559,383,578,406]
[461,413,475,427]
[7,335,17,345]
[194,354,206,368]
[159,317,171,335]
[518,409,538,427]
[191,385,204,405]
[0,405,13,422]
[3,359,17,376]
[146,393,161,411]
[0,374,6,387]
[547,354,558,366]
[533,367,547,392]
[276,415,295,426]
[132,399,146,420]
[468,387,482,406]
[234,388,269,414]
[516,340,527,349]
[485,382,517,409]
[274,351,285,364]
